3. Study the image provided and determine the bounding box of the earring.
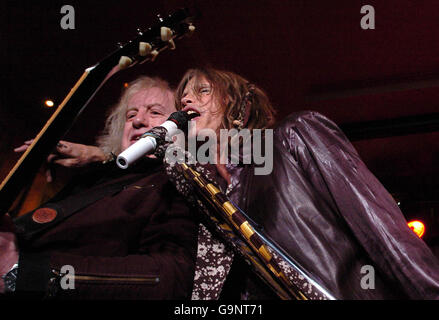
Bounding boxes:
[232,119,243,127]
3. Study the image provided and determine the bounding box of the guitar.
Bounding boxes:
[0,8,196,216]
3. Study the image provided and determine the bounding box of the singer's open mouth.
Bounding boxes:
[182,107,201,120]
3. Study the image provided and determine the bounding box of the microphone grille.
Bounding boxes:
[167,111,198,131]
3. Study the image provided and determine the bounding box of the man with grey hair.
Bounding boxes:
[14,77,176,171]
[1,76,198,299]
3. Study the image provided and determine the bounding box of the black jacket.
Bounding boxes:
[228,111,439,299]
[13,159,198,299]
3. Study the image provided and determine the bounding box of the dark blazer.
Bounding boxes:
[13,159,198,300]
[228,111,439,299]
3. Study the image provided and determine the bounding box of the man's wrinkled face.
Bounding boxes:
[121,87,175,151]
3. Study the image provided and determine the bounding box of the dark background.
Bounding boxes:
[1,0,438,253]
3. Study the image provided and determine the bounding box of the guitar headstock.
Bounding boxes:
[113,8,196,70]
[0,8,198,216]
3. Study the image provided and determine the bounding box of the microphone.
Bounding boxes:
[116,111,198,169]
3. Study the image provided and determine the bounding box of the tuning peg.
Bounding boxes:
[160,27,173,41]
[168,39,176,50]
[150,50,159,62]
[160,27,176,50]
[118,56,133,69]
[157,14,164,22]
[136,28,143,36]
[139,42,152,56]
[185,24,196,38]
[116,42,124,49]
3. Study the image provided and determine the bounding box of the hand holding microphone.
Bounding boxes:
[116,110,198,169]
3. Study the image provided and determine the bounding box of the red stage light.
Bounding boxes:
[407,220,425,238]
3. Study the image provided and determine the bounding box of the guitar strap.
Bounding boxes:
[13,171,144,242]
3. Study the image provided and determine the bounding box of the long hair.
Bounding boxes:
[175,68,276,130]
[97,76,174,155]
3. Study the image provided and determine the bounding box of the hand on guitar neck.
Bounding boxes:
[14,140,108,182]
